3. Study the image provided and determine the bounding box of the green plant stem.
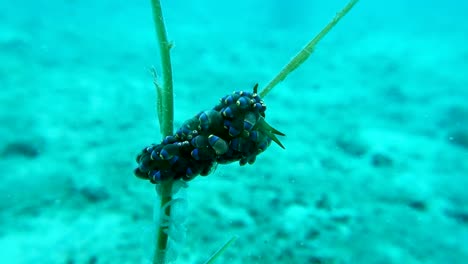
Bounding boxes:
[150,0,174,136]
[150,0,174,264]
[153,181,173,264]
[259,0,360,98]
[203,236,238,264]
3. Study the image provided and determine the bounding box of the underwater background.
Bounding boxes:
[1,0,467,263]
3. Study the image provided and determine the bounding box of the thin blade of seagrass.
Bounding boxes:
[259,0,360,98]
[151,0,174,137]
[203,236,239,264]
[151,67,163,132]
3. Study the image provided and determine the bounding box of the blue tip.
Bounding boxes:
[150,150,161,160]
[220,94,229,103]
[222,106,235,118]
[191,148,200,160]
[253,103,263,111]
[145,145,154,153]
[258,140,269,152]
[244,120,254,131]
[229,126,241,137]
[199,112,209,130]
[149,170,162,182]
[249,131,259,141]
[186,167,195,177]
[236,96,250,109]
[168,156,179,165]
[208,135,220,146]
[163,136,177,145]
[224,95,235,105]
[159,149,171,160]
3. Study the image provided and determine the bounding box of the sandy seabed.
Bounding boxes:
[0,1,467,263]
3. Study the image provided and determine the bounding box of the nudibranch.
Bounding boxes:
[134,84,285,184]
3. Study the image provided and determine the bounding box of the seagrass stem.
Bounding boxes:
[259,0,359,98]
[150,0,174,263]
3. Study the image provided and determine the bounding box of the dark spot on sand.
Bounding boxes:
[335,134,368,157]
[315,194,332,211]
[320,157,345,171]
[88,256,98,264]
[2,141,41,158]
[407,200,427,212]
[307,256,336,264]
[447,129,468,150]
[0,37,30,56]
[79,186,110,203]
[382,84,407,103]
[371,153,393,168]
[444,208,468,225]
[306,228,320,240]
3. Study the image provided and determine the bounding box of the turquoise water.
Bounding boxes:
[1,0,467,263]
